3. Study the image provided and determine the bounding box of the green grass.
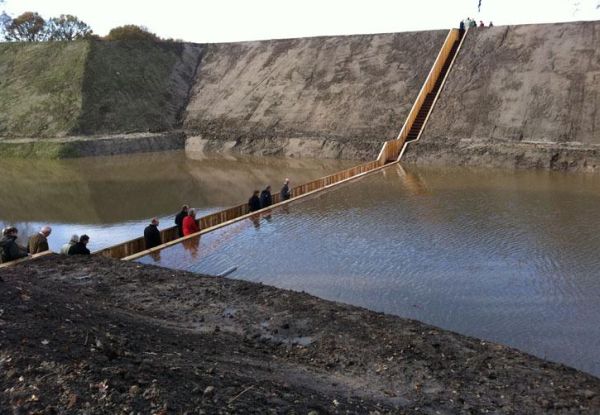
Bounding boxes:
[0,41,89,137]
[0,141,79,158]
[75,40,183,134]
[0,40,189,140]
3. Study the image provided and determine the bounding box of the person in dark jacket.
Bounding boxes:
[174,205,189,237]
[248,190,261,212]
[280,178,291,201]
[144,217,162,250]
[0,227,28,263]
[28,225,51,254]
[68,234,91,255]
[260,185,272,208]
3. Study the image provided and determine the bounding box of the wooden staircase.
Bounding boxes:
[404,35,462,143]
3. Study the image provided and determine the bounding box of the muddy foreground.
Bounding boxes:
[1,256,599,414]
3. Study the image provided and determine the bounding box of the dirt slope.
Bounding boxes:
[184,31,448,160]
[405,22,600,170]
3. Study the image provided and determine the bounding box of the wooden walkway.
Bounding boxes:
[0,28,466,267]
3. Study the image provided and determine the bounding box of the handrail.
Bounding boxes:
[95,158,387,259]
[122,158,397,261]
[0,250,54,269]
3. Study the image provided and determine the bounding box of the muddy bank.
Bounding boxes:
[1,256,598,413]
[0,132,185,159]
[403,138,600,171]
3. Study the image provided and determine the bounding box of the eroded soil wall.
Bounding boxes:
[404,22,600,171]
[184,31,448,160]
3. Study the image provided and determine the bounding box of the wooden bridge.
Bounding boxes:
[0,28,466,268]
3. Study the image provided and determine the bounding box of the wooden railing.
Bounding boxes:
[2,28,462,266]
[0,250,53,269]
[103,158,390,261]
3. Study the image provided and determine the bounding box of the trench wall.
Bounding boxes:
[183,31,448,160]
[404,22,600,171]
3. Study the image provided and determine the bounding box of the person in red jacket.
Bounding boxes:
[182,209,200,236]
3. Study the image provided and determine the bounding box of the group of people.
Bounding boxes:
[460,18,493,32]
[142,205,200,250]
[3,177,296,261]
[0,225,90,263]
[142,178,293,250]
[248,178,291,213]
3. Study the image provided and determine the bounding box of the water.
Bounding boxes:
[0,151,354,252]
[138,164,600,377]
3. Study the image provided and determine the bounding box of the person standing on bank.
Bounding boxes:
[68,234,91,255]
[182,209,200,236]
[0,227,28,263]
[280,178,291,201]
[260,185,273,208]
[174,205,189,237]
[60,234,79,255]
[28,225,51,254]
[144,217,162,250]
[249,190,261,212]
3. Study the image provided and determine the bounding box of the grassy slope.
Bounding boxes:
[0,41,88,137]
[75,41,183,134]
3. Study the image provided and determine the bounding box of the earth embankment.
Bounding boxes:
[404,22,600,171]
[0,40,202,142]
[184,31,447,160]
[1,256,599,413]
[0,41,89,138]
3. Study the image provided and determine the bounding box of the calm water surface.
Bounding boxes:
[0,151,354,252]
[138,164,600,377]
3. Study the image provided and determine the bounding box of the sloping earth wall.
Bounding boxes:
[0,40,202,140]
[0,41,89,138]
[404,22,600,171]
[184,31,448,160]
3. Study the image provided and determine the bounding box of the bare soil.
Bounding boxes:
[1,255,599,414]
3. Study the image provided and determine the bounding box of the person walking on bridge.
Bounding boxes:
[60,234,79,255]
[0,227,28,263]
[28,225,51,254]
[174,205,189,237]
[182,209,200,236]
[280,178,291,201]
[144,217,162,250]
[68,234,90,255]
[249,190,261,212]
[260,185,273,208]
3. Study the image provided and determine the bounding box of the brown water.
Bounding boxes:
[138,164,600,377]
[0,151,354,252]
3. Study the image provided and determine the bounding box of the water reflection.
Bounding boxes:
[0,151,354,251]
[138,165,600,377]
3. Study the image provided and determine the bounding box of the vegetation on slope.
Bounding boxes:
[0,41,88,137]
[75,40,186,135]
